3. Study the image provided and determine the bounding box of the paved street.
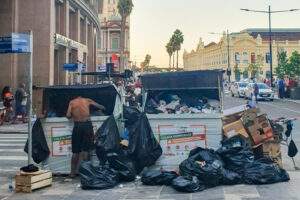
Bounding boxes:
[0,133,27,200]
[1,96,300,200]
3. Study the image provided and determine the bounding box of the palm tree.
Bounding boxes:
[172,29,184,71]
[170,35,177,70]
[144,54,151,70]
[118,0,134,72]
[166,42,173,69]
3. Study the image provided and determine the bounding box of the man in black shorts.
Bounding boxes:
[66,97,105,178]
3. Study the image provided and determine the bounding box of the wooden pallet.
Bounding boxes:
[15,170,52,193]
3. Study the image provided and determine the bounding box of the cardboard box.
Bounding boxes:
[241,107,260,125]
[253,139,282,166]
[223,120,249,138]
[247,114,274,145]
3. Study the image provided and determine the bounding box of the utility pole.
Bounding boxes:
[241,6,299,87]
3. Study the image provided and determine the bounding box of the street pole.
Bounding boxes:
[240,6,299,87]
[269,5,273,87]
[28,30,33,165]
[227,30,231,82]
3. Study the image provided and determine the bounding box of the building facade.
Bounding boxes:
[97,0,130,72]
[183,29,300,81]
[0,0,101,91]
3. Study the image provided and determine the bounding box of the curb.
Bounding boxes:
[275,98,300,104]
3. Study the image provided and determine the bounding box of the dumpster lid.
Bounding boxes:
[43,84,116,91]
[140,70,223,90]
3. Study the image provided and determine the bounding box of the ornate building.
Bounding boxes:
[183,29,300,81]
[97,0,130,72]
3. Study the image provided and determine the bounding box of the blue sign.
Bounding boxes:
[266,53,270,63]
[97,66,106,71]
[0,33,31,54]
[63,63,86,71]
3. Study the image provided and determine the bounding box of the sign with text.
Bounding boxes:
[55,33,87,53]
[158,124,206,165]
[63,63,86,71]
[51,127,72,157]
[0,33,31,54]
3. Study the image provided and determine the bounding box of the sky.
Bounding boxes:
[130,0,300,68]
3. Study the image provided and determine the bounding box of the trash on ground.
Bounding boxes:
[141,170,178,186]
[79,162,118,190]
[172,176,206,193]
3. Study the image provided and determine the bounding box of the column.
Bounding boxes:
[59,0,69,85]
[107,30,110,50]
[75,8,80,42]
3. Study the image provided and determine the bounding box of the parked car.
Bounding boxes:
[244,83,274,101]
[231,82,248,98]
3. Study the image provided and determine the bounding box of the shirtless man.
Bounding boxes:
[66,97,105,178]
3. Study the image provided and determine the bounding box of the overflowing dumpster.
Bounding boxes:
[140,70,224,170]
[39,84,123,174]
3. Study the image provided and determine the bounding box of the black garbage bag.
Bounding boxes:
[172,176,206,193]
[221,169,242,185]
[141,170,178,186]
[288,139,298,158]
[217,135,254,175]
[180,148,224,187]
[285,121,293,138]
[79,162,119,190]
[107,152,136,182]
[128,113,162,170]
[96,116,121,162]
[243,158,290,184]
[145,106,164,114]
[123,106,141,126]
[24,119,50,164]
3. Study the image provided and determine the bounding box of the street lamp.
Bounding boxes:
[240,6,299,87]
[209,30,231,82]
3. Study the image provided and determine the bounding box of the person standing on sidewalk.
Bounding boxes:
[278,78,284,99]
[66,97,105,178]
[13,83,28,124]
[1,86,14,123]
[254,83,259,104]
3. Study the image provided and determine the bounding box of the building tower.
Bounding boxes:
[98,0,130,72]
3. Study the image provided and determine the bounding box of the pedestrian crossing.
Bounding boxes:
[0,133,28,174]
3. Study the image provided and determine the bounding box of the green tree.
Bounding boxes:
[142,54,151,71]
[118,0,134,72]
[289,51,300,77]
[275,51,289,79]
[275,51,300,78]
[171,29,184,71]
[247,54,263,78]
[169,35,176,69]
[166,42,173,69]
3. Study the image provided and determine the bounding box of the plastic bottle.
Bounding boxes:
[8,184,14,191]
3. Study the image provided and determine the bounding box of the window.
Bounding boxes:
[266,52,270,63]
[251,52,255,64]
[235,52,240,64]
[112,38,119,49]
[243,52,248,64]
[97,39,101,49]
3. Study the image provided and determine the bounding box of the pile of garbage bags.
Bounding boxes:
[80,112,162,190]
[80,110,289,192]
[146,93,220,115]
[141,135,290,193]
